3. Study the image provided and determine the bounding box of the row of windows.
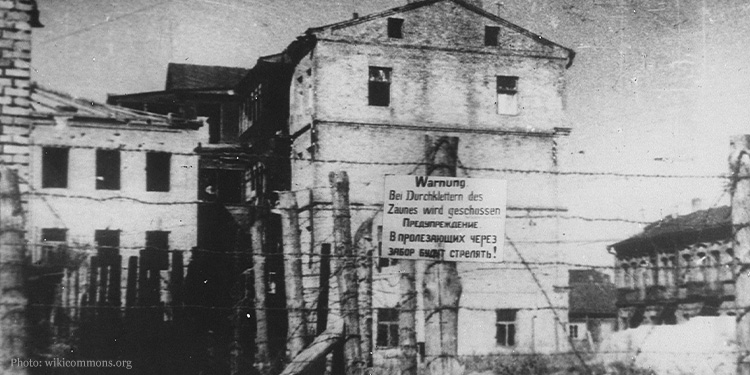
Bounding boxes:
[375,308,519,348]
[40,229,171,273]
[42,148,171,192]
[375,307,585,348]
[367,66,519,115]
[386,17,505,48]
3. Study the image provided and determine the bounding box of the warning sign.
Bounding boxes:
[381,175,507,263]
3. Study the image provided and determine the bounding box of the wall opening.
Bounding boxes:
[146,152,171,192]
[42,147,69,188]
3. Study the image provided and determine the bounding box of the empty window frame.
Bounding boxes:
[496,309,517,346]
[485,26,500,46]
[376,308,400,348]
[144,230,170,270]
[198,168,244,204]
[368,67,392,107]
[96,149,120,190]
[388,18,404,39]
[568,323,586,340]
[42,147,69,188]
[95,229,120,261]
[496,76,519,115]
[146,152,171,192]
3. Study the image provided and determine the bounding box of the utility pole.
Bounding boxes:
[0,167,29,375]
[278,191,308,360]
[251,213,271,375]
[731,135,750,375]
[423,136,463,375]
[330,171,363,374]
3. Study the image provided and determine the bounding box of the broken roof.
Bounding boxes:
[610,206,731,254]
[31,85,201,128]
[165,63,249,91]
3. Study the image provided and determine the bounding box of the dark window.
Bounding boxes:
[42,147,68,188]
[485,26,500,46]
[199,168,244,204]
[369,67,392,107]
[146,152,171,192]
[496,76,519,115]
[40,228,67,265]
[144,231,170,270]
[388,18,404,38]
[376,308,399,348]
[96,149,120,190]
[496,309,517,346]
[95,229,120,261]
[42,228,67,242]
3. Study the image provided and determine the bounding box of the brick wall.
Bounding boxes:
[0,0,34,197]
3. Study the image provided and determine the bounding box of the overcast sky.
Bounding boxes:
[29,0,750,265]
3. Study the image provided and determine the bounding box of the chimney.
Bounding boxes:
[0,0,41,197]
[692,198,703,212]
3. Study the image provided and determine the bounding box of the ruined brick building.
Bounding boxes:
[236,0,577,360]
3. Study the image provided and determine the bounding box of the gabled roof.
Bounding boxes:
[305,0,574,65]
[569,270,616,316]
[610,206,731,253]
[31,85,201,128]
[165,63,250,91]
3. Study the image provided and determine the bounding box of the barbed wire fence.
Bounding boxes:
[0,143,742,375]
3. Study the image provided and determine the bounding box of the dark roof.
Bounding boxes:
[305,0,574,66]
[610,206,731,251]
[569,270,616,316]
[165,63,249,91]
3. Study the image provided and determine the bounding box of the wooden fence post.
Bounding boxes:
[731,135,750,375]
[251,214,271,375]
[330,171,363,374]
[355,218,374,368]
[0,167,29,375]
[423,136,463,375]
[278,191,309,360]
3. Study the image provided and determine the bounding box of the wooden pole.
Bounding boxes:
[251,214,271,375]
[731,135,750,375]
[423,136,463,375]
[355,218,374,367]
[278,191,309,360]
[329,171,363,374]
[0,167,29,375]
[399,255,418,375]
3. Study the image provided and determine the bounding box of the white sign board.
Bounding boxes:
[381,175,507,263]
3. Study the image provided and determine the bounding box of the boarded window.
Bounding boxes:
[388,18,404,38]
[146,152,171,192]
[496,76,519,115]
[96,149,120,190]
[95,229,120,262]
[485,26,500,46]
[144,231,169,270]
[199,168,244,204]
[42,147,69,188]
[376,308,399,348]
[369,67,392,107]
[496,309,517,346]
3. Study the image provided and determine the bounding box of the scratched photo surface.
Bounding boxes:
[1,1,745,374]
